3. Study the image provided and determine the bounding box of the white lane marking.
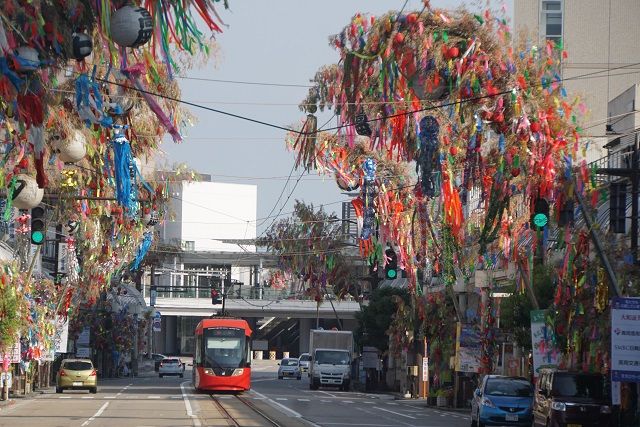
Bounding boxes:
[318,390,337,398]
[321,399,331,403]
[297,398,310,402]
[386,402,398,405]
[81,402,109,426]
[363,401,375,404]
[147,395,161,399]
[373,406,416,419]
[275,397,288,401]
[343,400,353,404]
[180,381,201,427]
[81,396,95,399]
[250,390,321,427]
[59,396,71,399]
[105,396,116,399]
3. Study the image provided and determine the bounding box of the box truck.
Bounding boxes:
[309,329,353,391]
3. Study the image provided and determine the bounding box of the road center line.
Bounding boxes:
[180,381,201,427]
[373,406,416,419]
[81,402,109,427]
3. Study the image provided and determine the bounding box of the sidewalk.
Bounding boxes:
[0,386,54,410]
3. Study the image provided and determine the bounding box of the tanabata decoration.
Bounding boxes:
[283,6,614,367]
[0,0,231,335]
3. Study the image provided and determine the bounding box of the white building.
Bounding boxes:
[149,174,259,354]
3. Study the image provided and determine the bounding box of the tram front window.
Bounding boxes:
[203,328,247,368]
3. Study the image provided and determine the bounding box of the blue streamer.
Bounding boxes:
[131,232,153,271]
[112,129,133,212]
[0,57,23,90]
[417,116,440,197]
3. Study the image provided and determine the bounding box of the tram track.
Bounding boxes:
[210,394,283,427]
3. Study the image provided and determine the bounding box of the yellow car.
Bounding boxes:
[56,359,98,394]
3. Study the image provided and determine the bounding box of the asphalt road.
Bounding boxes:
[0,361,471,427]
[251,361,470,427]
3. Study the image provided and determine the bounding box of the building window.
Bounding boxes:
[542,0,562,43]
[183,240,195,251]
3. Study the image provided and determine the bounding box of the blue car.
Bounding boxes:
[471,375,534,427]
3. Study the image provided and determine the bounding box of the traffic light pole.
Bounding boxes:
[574,185,621,297]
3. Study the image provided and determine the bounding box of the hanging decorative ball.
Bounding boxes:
[394,32,405,44]
[14,46,40,72]
[65,220,79,235]
[142,209,159,227]
[11,174,44,209]
[106,81,135,116]
[71,33,93,60]
[54,129,87,163]
[110,5,153,48]
[355,113,373,136]
[530,121,541,133]
[335,174,360,192]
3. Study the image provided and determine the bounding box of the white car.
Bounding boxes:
[278,358,301,380]
[298,353,311,373]
[158,358,184,378]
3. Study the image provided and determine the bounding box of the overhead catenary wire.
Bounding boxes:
[56,61,640,138]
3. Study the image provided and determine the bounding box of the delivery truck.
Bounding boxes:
[309,329,353,391]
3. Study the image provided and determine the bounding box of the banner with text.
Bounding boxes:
[612,297,640,382]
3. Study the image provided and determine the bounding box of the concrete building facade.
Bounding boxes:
[514,0,640,162]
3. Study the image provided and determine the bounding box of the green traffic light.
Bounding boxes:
[387,269,397,279]
[31,231,44,244]
[533,213,548,228]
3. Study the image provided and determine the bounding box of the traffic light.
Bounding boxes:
[30,206,45,245]
[531,198,549,230]
[384,248,398,280]
[211,289,221,305]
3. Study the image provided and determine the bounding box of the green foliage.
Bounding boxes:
[355,287,410,353]
[499,264,555,350]
[0,286,23,351]
[259,200,357,297]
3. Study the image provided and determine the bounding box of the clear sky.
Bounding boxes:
[160,0,513,235]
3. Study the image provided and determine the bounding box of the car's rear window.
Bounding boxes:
[552,374,607,399]
[164,359,180,364]
[281,359,299,366]
[485,378,533,397]
[299,355,311,362]
[64,361,93,371]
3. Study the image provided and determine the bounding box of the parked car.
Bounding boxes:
[278,358,301,380]
[159,358,185,378]
[532,369,612,427]
[56,359,98,394]
[299,353,311,374]
[471,375,533,427]
[152,353,167,372]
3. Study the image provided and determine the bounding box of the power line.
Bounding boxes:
[56,61,640,138]
[176,75,313,88]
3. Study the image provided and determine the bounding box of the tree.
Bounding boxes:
[355,287,410,353]
[500,264,556,350]
[259,201,358,299]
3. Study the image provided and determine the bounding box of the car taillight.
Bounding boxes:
[90,369,97,376]
[159,362,163,367]
[60,370,66,376]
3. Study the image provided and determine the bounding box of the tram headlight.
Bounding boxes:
[232,368,244,376]
[203,368,214,375]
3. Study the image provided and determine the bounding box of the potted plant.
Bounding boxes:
[435,387,453,407]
